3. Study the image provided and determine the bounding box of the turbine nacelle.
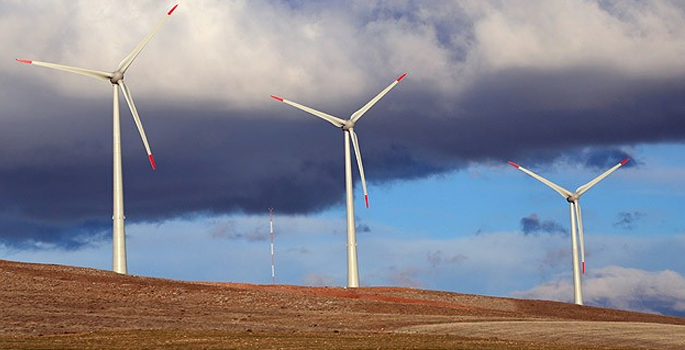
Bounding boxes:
[566,194,580,203]
[341,120,356,131]
[109,71,124,85]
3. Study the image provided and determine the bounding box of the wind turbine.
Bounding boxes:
[16,4,179,274]
[508,158,629,305]
[271,73,406,287]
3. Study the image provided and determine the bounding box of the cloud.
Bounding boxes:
[1,0,685,248]
[287,247,311,255]
[564,148,636,170]
[4,208,684,317]
[356,224,371,234]
[513,266,685,317]
[521,214,568,236]
[388,266,423,289]
[209,219,269,242]
[469,0,685,76]
[614,211,647,230]
[427,250,468,268]
[537,247,569,278]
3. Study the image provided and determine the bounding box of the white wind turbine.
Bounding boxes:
[271,73,406,287]
[16,4,179,274]
[508,158,629,305]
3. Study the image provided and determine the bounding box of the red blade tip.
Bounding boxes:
[16,59,32,64]
[168,4,178,16]
[620,158,629,165]
[508,161,520,168]
[271,95,284,102]
[364,195,369,209]
[582,261,586,274]
[149,154,157,170]
[397,73,407,82]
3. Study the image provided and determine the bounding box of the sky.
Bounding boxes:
[1,0,685,317]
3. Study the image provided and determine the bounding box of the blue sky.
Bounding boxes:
[1,0,685,317]
[5,143,685,316]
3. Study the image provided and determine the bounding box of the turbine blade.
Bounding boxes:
[271,95,346,128]
[575,158,629,196]
[118,81,156,170]
[349,128,369,208]
[117,4,178,74]
[16,59,112,82]
[508,161,573,199]
[350,73,407,123]
[575,201,586,274]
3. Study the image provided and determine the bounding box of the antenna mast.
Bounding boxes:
[269,208,275,285]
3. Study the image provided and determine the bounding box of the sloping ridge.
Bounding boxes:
[2,259,684,349]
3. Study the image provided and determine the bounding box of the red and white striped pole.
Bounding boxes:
[269,208,275,285]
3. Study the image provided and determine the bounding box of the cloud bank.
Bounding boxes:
[1,0,685,247]
[514,266,685,317]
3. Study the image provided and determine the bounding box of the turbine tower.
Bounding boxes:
[271,73,406,287]
[508,158,629,305]
[17,4,179,274]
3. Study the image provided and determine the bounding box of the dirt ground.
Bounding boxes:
[400,321,685,349]
[1,259,684,349]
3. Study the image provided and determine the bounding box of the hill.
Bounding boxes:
[1,259,684,349]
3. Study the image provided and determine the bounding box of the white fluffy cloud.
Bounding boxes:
[467,0,685,75]
[514,265,685,316]
[5,0,685,110]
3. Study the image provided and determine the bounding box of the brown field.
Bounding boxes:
[1,259,684,349]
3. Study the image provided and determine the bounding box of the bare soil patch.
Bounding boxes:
[1,259,683,349]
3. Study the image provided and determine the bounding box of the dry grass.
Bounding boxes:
[0,330,643,350]
[1,259,683,350]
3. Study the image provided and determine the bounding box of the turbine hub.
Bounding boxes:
[566,194,580,203]
[341,120,355,130]
[110,71,124,84]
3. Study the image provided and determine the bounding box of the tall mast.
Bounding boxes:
[270,208,275,285]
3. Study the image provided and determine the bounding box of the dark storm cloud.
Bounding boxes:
[521,214,568,236]
[3,0,685,249]
[3,68,685,248]
[453,68,685,164]
[564,148,637,170]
